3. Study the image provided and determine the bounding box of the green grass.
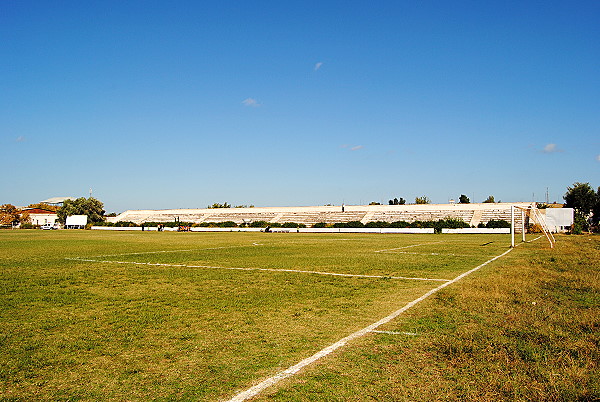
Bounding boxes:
[1,230,596,400]
[260,234,600,401]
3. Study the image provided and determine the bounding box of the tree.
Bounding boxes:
[20,211,31,224]
[415,196,430,205]
[459,194,470,204]
[593,187,600,229]
[564,182,597,215]
[369,201,381,205]
[483,195,495,203]
[57,197,105,224]
[564,182,598,232]
[388,197,406,205]
[0,204,21,226]
[208,202,231,209]
[26,203,60,212]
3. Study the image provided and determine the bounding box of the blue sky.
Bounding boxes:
[2,1,599,213]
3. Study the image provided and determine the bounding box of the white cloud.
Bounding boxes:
[242,98,260,107]
[542,143,562,153]
[16,136,25,142]
[341,144,364,151]
[596,154,600,162]
[314,62,323,71]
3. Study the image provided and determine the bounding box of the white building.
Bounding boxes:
[65,215,87,229]
[21,208,58,226]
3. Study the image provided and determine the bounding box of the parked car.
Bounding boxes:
[41,223,58,230]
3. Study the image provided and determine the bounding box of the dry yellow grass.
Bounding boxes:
[2,231,597,400]
[259,235,600,401]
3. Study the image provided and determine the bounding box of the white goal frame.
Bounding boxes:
[511,204,555,248]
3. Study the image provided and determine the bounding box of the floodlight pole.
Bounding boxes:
[511,205,515,248]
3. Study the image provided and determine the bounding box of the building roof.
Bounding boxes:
[23,208,57,214]
[40,197,76,204]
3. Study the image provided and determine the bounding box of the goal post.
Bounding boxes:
[511,204,555,248]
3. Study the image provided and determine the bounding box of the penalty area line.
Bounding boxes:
[374,241,444,253]
[85,243,264,258]
[65,258,450,282]
[381,251,497,258]
[225,247,514,402]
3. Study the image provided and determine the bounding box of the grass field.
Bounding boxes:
[0,230,598,401]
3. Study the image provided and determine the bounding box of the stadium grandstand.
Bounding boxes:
[109,202,534,228]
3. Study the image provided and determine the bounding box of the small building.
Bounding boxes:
[21,208,58,226]
[65,215,87,229]
[540,208,574,233]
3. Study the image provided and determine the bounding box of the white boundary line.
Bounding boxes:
[66,258,450,282]
[225,247,514,402]
[88,243,264,258]
[374,241,444,253]
[371,330,418,336]
[382,251,496,258]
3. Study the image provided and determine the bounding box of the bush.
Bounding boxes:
[20,223,35,229]
[485,219,511,228]
[430,218,469,233]
[196,221,238,228]
[410,220,435,228]
[116,221,138,227]
[333,221,364,228]
[250,221,269,228]
[312,222,328,228]
[390,221,411,228]
[365,221,390,228]
[281,222,306,228]
[438,218,470,229]
[571,214,587,234]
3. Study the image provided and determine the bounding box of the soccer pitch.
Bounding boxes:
[1,230,535,400]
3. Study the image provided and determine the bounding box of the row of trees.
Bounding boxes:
[97,218,511,233]
[207,202,255,208]
[387,195,495,205]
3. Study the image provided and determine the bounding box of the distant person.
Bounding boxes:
[342,204,345,212]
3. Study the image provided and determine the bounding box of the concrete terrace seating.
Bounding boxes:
[201,213,279,224]
[274,211,366,225]
[369,209,474,224]
[111,203,534,228]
